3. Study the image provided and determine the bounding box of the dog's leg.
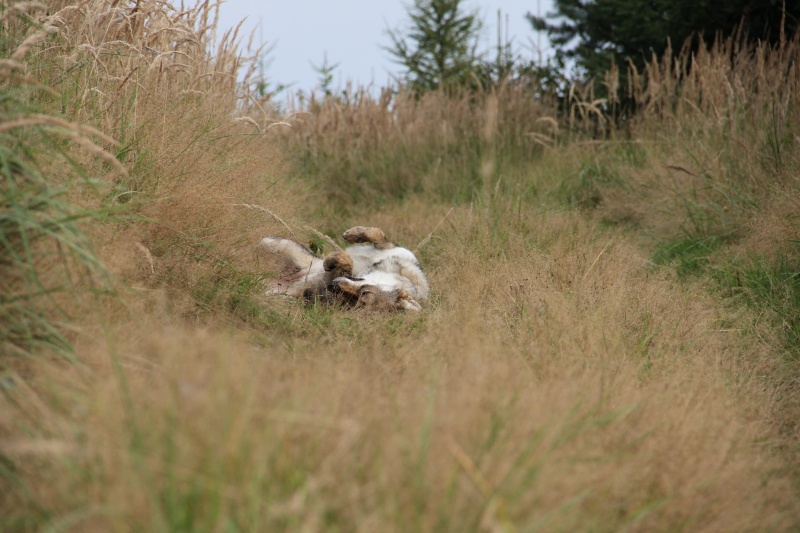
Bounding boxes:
[342,226,396,249]
[259,237,325,298]
[260,237,319,268]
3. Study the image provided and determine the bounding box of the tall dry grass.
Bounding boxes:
[281,83,561,205]
[7,0,306,321]
[565,35,800,381]
[2,1,800,531]
[591,34,800,236]
[1,1,128,358]
[3,203,799,531]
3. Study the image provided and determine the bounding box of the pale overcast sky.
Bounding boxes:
[217,1,554,93]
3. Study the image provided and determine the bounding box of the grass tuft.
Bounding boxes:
[652,235,723,277]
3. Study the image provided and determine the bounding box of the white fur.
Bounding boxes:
[342,244,429,301]
[259,229,429,311]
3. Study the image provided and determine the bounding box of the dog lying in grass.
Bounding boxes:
[260,226,429,311]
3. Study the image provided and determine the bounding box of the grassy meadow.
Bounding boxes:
[1,1,799,531]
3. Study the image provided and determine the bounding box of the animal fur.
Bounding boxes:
[259,226,429,312]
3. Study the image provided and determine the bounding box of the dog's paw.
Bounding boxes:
[323,251,354,276]
[342,226,387,245]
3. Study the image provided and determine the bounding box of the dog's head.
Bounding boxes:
[329,276,422,312]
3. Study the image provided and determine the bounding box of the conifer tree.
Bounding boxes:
[385,0,483,91]
[529,0,799,78]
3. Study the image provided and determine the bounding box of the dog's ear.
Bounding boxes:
[331,276,362,297]
[395,290,422,312]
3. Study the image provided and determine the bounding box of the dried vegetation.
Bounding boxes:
[1,1,799,531]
